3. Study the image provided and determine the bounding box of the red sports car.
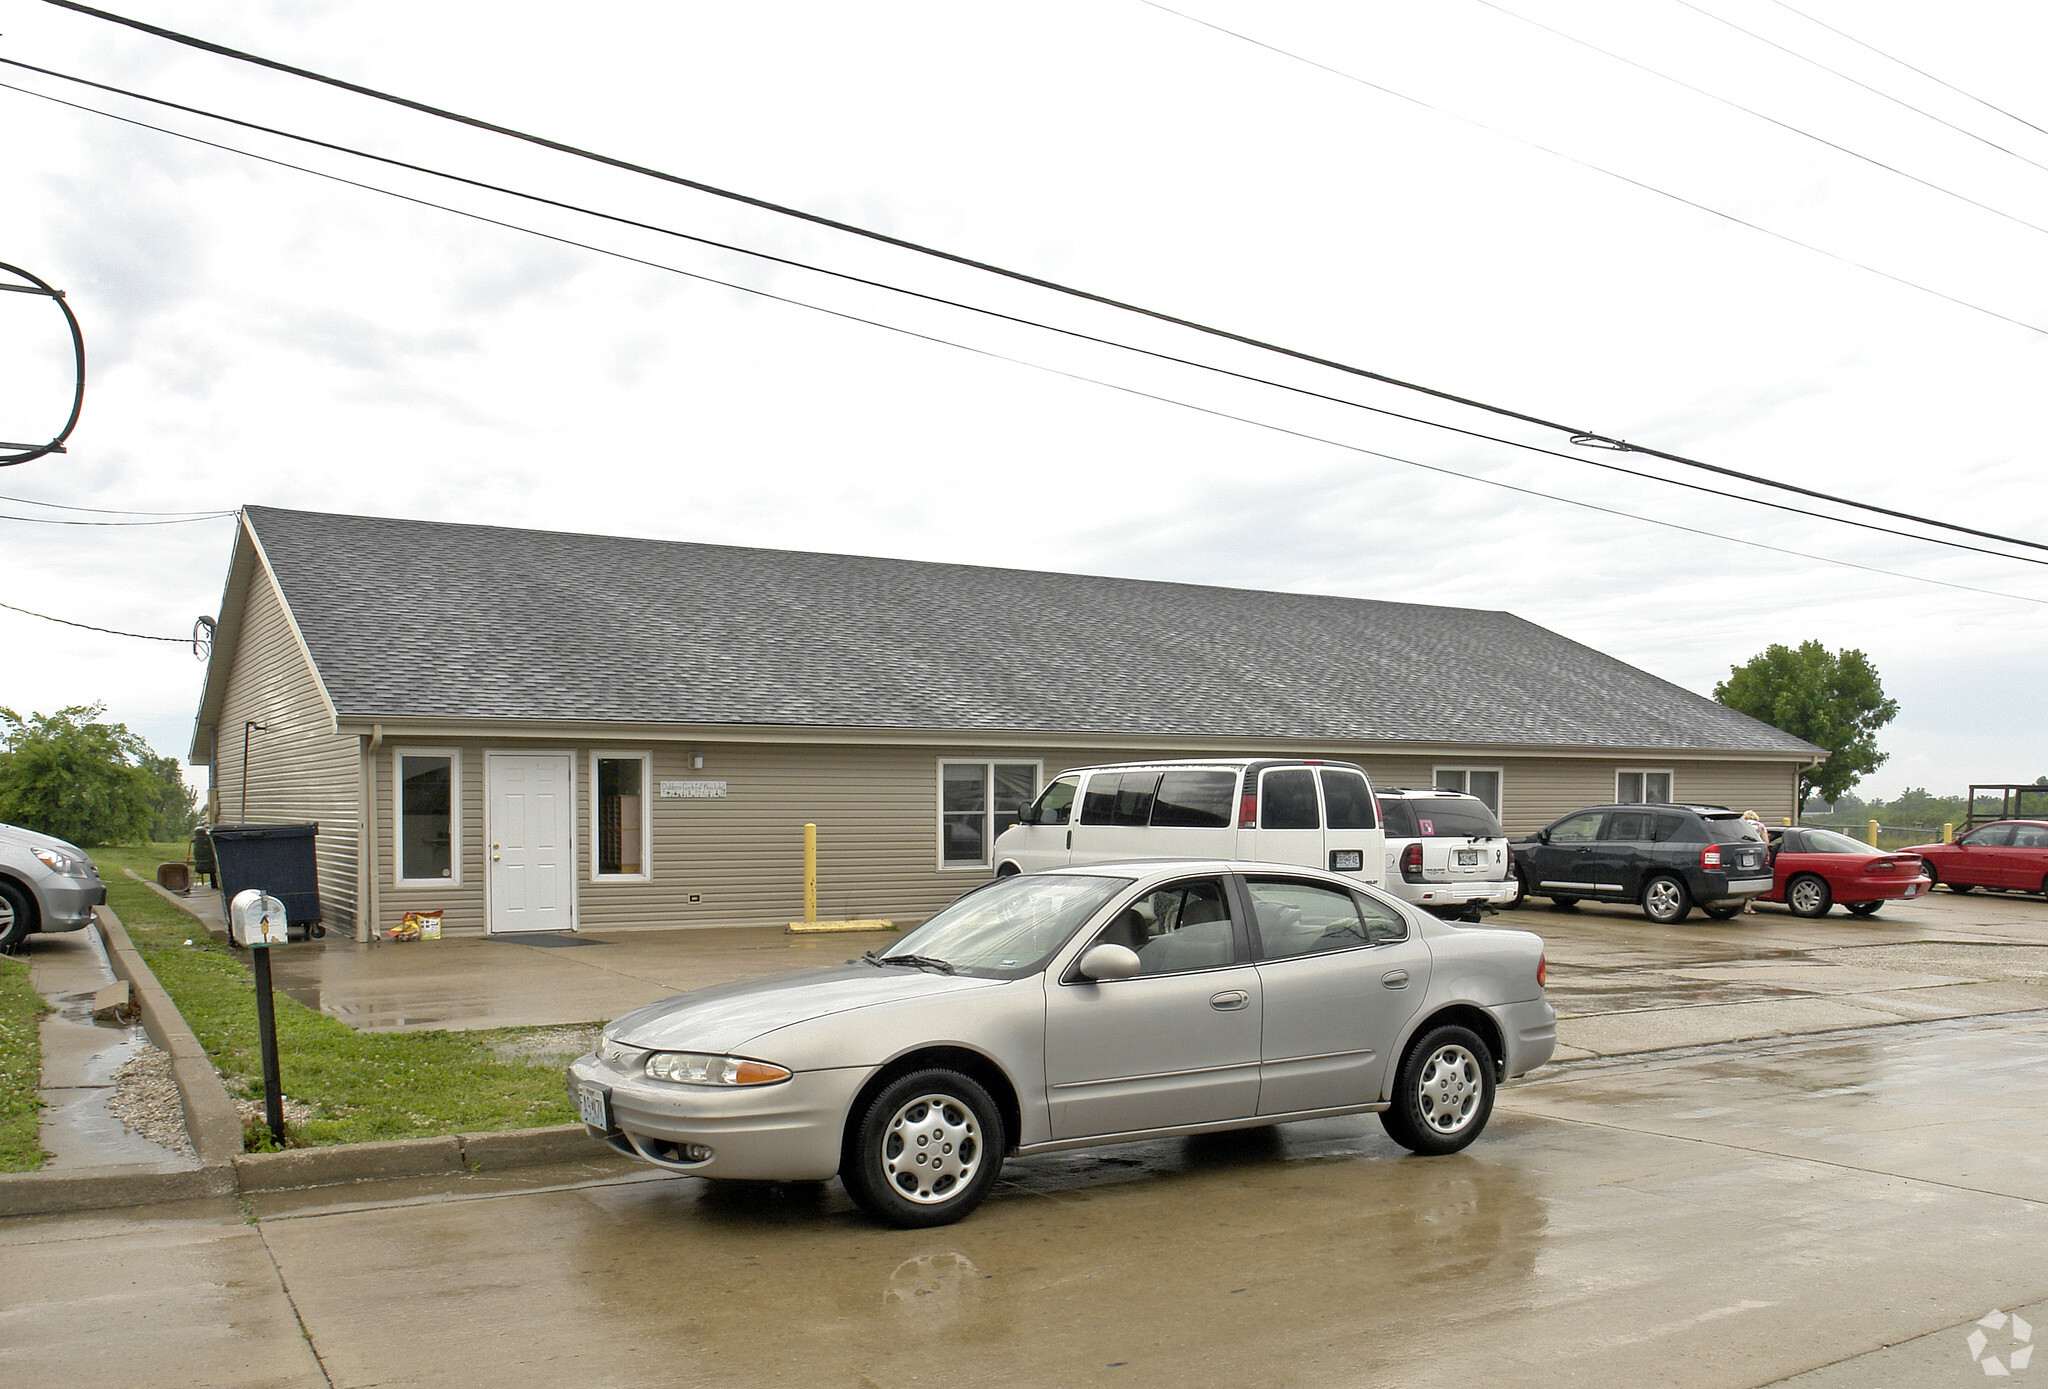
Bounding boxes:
[1760,826,1930,917]
[1906,820,2048,897]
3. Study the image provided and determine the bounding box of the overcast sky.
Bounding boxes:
[3,0,2044,802]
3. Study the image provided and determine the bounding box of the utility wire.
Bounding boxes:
[8,61,2044,573]
[0,504,235,525]
[1470,0,2048,243]
[1136,2,2048,356]
[0,490,231,517]
[0,597,187,641]
[36,0,2048,559]
[4,76,2042,612]
[1765,0,2048,141]
[1666,0,2048,176]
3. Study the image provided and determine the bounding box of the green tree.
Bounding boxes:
[139,750,200,842]
[1715,641,1898,803]
[0,705,163,847]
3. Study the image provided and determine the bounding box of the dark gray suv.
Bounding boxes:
[1509,803,1773,923]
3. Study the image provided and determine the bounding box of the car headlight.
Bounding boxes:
[643,1052,792,1086]
[30,847,81,874]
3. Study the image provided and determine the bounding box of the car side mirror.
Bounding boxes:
[1536,829,1550,844]
[1015,806,1036,827]
[1077,943,1140,981]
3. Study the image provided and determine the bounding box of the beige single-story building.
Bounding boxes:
[190,506,1822,940]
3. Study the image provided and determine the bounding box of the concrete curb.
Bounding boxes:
[95,905,246,1171]
[0,1165,233,1217]
[235,1125,610,1193]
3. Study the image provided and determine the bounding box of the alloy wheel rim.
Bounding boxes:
[881,1093,981,1204]
[1647,881,1681,918]
[1416,1044,1482,1133]
[1791,879,1824,912]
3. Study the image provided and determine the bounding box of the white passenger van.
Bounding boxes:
[992,758,1386,886]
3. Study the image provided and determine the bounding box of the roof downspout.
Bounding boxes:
[361,724,383,944]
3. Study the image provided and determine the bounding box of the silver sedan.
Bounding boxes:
[567,860,1556,1227]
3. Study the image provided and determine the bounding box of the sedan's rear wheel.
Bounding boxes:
[1846,901,1883,917]
[842,1069,1005,1228]
[1786,874,1833,918]
[1380,1025,1496,1156]
[1641,874,1691,924]
[1548,896,1578,911]
[0,879,35,954]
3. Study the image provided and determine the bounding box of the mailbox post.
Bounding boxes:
[230,889,291,1146]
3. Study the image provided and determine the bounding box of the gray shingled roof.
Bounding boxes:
[238,506,1819,755]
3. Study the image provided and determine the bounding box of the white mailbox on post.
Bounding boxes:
[229,889,290,948]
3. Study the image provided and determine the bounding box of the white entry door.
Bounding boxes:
[487,753,575,934]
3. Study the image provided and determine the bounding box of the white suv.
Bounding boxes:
[1375,789,1516,919]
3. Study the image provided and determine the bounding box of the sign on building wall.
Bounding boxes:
[660,780,729,799]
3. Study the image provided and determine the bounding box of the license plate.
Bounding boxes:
[1906,883,1923,897]
[1456,849,1479,867]
[577,1083,613,1131]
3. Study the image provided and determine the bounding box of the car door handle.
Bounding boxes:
[1209,990,1250,1011]
[1381,970,1409,988]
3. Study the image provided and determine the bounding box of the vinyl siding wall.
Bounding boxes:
[363,736,1805,936]
[209,565,362,930]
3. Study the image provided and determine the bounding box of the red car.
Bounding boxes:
[1760,826,1930,917]
[1907,820,2048,897]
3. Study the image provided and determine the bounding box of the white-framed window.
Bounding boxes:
[1433,766,1502,816]
[395,748,461,887]
[1616,769,1673,804]
[590,751,652,881]
[938,760,1041,869]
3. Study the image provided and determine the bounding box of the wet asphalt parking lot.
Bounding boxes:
[6,890,2047,1388]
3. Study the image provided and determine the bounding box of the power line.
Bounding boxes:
[8,61,2046,574]
[0,597,187,641]
[0,506,235,525]
[1470,0,2048,242]
[1134,1,2048,353]
[36,0,2048,560]
[1666,0,2048,177]
[5,76,2043,612]
[0,491,232,517]
[1765,0,2048,141]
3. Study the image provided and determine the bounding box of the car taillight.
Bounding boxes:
[1401,842,1423,881]
[1239,793,1258,829]
[1872,859,1896,875]
[1537,954,1547,988]
[1701,845,1722,870]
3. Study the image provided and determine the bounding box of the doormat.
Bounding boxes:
[499,934,601,948]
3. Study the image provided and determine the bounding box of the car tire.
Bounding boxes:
[1379,1024,1496,1156]
[841,1069,1006,1229]
[1548,896,1578,911]
[1703,903,1744,920]
[0,878,35,953]
[1845,901,1882,917]
[994,862,1021,878]
[1509,869,1529,909]
[1786,874,1833,917]
[1641,874,1692,924]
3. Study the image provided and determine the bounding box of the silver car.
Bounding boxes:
[567,859,1555,1227]
[0,821,106,953]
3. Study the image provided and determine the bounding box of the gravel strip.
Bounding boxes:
[107,1044,194,1158]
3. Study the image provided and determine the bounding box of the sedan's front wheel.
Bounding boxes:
[842,1069,1006,1228]
[1641,874,1692,924]
[1380,1024,1496,1156]
[0,879,34,954]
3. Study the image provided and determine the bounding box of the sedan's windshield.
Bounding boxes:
[881,874,1133,978]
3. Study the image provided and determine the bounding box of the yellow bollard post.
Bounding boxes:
[1868,819,1881,847]
[803,822,818,924]
[1943,822,1954,843]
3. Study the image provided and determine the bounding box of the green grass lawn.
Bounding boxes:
[0,954,50,1172]
[96,843,578,1149]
